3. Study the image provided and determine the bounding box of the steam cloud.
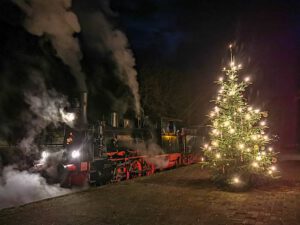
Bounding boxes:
[13,0,87,91]
[0,165,73,209]
[127,142,168,169]
[79,9,141,115]
[19,75,74,154]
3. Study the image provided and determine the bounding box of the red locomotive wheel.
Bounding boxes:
[129,160,142,178]
[143,161,155,176]
[113,164,127,182]
[182,155,189,165]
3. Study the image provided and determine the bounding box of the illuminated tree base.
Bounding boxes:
[212,173,253,191]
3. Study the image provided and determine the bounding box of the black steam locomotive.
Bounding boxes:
[35,92,202,187]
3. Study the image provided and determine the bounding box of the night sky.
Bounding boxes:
[109,0,300,150]
[0,0,299,150]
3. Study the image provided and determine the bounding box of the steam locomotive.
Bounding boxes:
[36,92,201,187]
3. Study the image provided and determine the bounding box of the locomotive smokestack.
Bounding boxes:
[81,92,88,125]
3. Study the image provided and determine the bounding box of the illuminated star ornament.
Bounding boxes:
[202,44,279,188]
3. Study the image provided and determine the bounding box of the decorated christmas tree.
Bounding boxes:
[203,45,279,188]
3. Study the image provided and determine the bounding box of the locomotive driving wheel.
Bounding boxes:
[143,161,155,176]
[113,162,128,182]
[129,159,142,178]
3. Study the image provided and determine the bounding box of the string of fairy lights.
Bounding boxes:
[202,44,279,186]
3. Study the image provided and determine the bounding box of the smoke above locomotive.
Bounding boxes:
[0,0,145,208]
[0,0,143,150]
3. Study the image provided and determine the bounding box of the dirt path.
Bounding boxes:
[0,162,300,225]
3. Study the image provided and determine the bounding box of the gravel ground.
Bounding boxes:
[0,161,300,225]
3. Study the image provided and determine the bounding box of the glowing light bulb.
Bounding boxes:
[204,144,208,149]
[246,148,251,152]
[268,170,273,175]
[268,147,273,152]
[238,64,242,68]
[252,162,259,167]
[41,151,49,159]
[229,90,235,96]
[223,121,230,127]
[238,108,242,112]
[229,128,235,134]
[212,141,219,147]
[210,112,215,117]
[260,121,266,126]
[262,151,266,156]
[251,135,257,140]
[254,109,260,113]
[215,106,220,112]
[215,153,221,159]
[245,114,251,120]
[248,107,253,111]
[212,129,219,135]
[229,44,232,48]
[270,165,276,171]
[230,61,235,67]
[232,177,240,184]
[223,67,226,71]
[219,77,224,81]
[264,135,269,141]
[256,156,262,161]
[238,143,245,149]
[201,157,205,162]
[244,77,250,82]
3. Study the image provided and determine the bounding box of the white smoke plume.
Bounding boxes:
[0,165,74,209]
[80,11,141,115]
[19,75,75,154]
[13,0,87,91]
[110,29,141,116]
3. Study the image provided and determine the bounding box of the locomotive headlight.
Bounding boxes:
[41,151,49,159]
[71,150,80,159]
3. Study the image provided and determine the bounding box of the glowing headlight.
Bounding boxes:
[71,150,80,159]
[41,151,49,159]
